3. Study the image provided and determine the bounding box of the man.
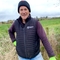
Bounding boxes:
[8,0,56,60]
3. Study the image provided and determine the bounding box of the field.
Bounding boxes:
[40,18,60,60]
[0,18,60,60]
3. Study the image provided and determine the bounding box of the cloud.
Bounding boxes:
[0,0,20,21]
[0,0,60,21]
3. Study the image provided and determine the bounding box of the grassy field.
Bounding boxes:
[40,18,60,26]
[0,18,60,60]
[0,24,11,38]
[40,18,60,35]
[40,18,60,60]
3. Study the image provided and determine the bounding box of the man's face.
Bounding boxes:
[19,6,30,20]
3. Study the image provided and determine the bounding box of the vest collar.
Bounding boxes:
[17,14,31,24]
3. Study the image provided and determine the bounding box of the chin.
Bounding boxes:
[22,17,28,20]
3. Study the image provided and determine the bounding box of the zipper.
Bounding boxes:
[23,28,27,57]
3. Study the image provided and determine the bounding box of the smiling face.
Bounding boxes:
[19,6,30,20]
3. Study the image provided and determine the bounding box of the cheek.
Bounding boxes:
[19,11,30,16]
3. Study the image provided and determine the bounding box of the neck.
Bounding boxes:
[22,19,26,24]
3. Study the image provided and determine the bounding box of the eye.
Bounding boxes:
[20,9,23,11]
[24,8,27,11]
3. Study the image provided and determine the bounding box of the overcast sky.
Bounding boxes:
[0,0,60,22]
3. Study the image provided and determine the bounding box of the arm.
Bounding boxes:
[36,21,56,59]
[8,22,16,42]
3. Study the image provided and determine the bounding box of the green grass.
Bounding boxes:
[56,54,60,60]
[0,24,11,32]
[40,18,60,27]
[0,24,11,38]
[0,19,60,36]
[40,18,60,59]
[40,18,60,35]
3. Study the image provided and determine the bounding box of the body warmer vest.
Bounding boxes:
[14,18,40,58]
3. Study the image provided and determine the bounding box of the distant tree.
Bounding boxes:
[35,16,39,21]
[7,20,14,24]
[46,16,48,18]
[36,16,38,19]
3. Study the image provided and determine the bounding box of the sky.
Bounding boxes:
[0,0,60,22]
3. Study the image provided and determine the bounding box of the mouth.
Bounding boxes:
[22,13,27,16]
[22,15,26,16]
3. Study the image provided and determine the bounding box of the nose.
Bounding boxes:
[22,10,25,13]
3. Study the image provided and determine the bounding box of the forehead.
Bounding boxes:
[20,6,28,9]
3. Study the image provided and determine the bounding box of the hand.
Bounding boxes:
[49,56,56,60]
[13,41,16,46]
